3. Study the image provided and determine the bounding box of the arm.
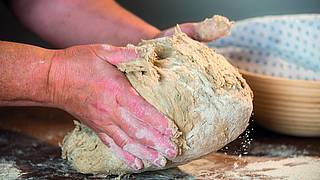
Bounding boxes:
[11,0,160,47]
[0,41,177,170]
[11,0,232,48]
[0,41,56,106]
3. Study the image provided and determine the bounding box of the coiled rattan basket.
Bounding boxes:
[240,70,320,137]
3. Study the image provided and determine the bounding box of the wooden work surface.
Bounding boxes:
[0,107,319,179]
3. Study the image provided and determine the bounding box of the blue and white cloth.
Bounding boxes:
[208,14,320,80]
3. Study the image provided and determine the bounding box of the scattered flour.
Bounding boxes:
[0,159,21,180]
[225,157,320,179]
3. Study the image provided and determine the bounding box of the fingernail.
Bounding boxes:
[132,158,143,171]
[153,156,167,167]
[105,143,111,148]
[165,148,177,159]
[98,133,111,148]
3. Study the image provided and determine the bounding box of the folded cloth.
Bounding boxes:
[208,14,320,80]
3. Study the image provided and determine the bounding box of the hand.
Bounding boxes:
[49,44,177,170]
[157,15,232,42]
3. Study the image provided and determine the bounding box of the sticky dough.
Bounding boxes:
[61,21,253,175]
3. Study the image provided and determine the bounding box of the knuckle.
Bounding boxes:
[118,138,130,148]
[104,124,132,148]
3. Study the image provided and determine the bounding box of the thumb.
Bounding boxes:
[89,44,139,65]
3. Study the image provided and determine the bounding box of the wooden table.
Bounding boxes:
[0,107,319,179]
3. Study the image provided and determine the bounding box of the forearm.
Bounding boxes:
[12,0,160,48]
[0,41,56,106]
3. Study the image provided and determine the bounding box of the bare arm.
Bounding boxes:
[0,41,56,106]
[11,0,160,48]
[11,0,232,48]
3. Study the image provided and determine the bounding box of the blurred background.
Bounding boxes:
[0,0,319,48]
[1,1,320,178]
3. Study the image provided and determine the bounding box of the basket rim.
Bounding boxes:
[240,70,320,88]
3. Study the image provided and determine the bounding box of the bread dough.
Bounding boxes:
[61,27,253,175]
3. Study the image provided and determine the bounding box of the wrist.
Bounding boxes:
[42,49,71,109]
[24,48,58,107]
[0,41,61,107]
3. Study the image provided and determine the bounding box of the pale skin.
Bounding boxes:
[1,0,228,171]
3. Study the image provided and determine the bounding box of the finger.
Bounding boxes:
[97,133,143,171]
[100,67,175,137]
[101,122,167,168]
[115,107,178,159]
[158,15,232,42]
[123,142,167,168]
[116,85,175,137]
[157,23,196,39]
[89,44,139,65]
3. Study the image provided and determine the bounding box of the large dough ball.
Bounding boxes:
[61,29,253,175]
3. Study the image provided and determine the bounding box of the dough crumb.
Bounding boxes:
[0,159,21,180]
[195,15,233,40]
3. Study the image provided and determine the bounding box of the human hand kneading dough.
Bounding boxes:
[52,44,182,170]
[1,0,231,171]
[50,18,231,169]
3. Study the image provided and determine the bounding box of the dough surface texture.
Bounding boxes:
[61,29,253,175]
